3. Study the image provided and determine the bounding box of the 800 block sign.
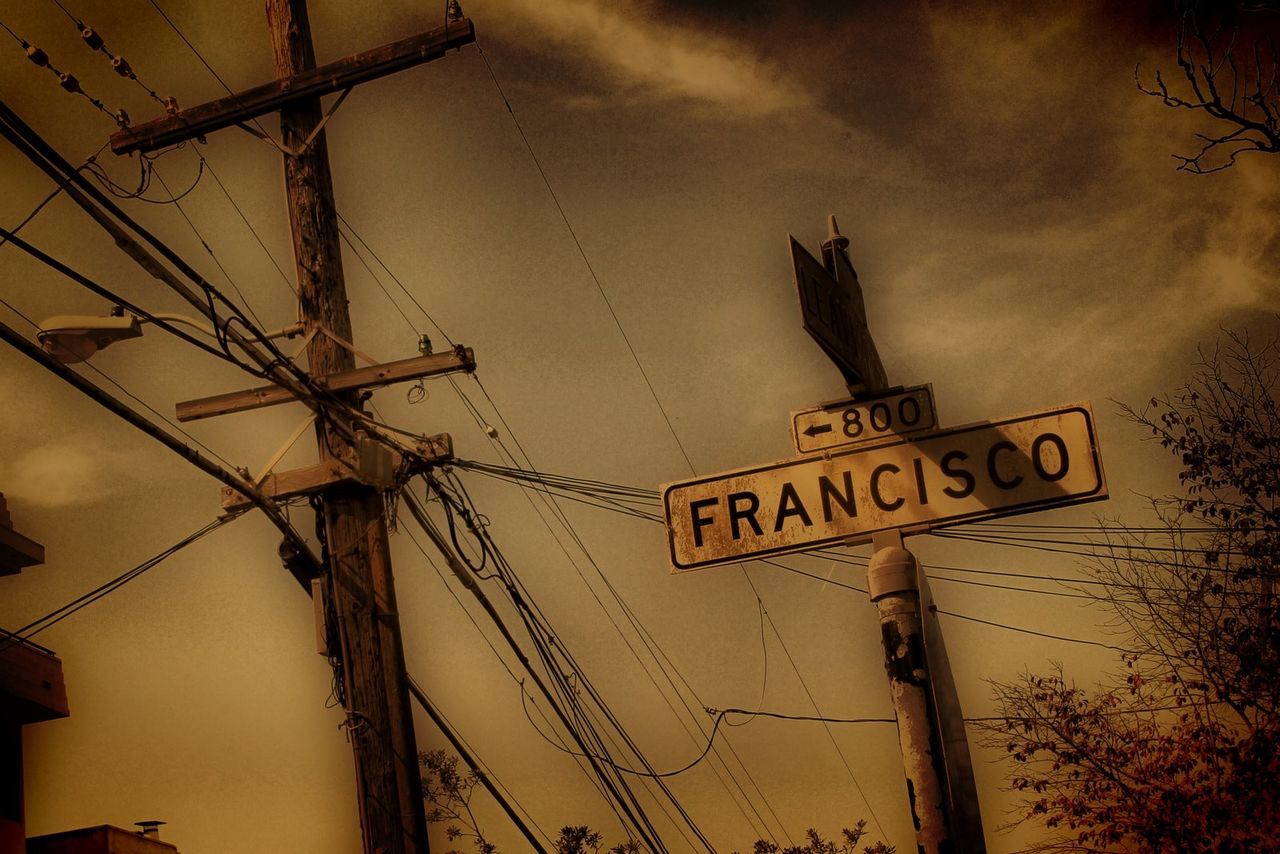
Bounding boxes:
[791,385,937,454]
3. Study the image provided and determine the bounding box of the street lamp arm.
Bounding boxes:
[36,312,306,364]
[143,312,305,342]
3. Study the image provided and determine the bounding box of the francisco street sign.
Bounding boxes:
[663,403,1106,571]
[792,384,937,454]
[790,233,887,391]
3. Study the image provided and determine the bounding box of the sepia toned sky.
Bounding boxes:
[1,1,1277,851]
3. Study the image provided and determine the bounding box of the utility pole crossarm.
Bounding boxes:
[174,347,475,422]
[108,17,475,156]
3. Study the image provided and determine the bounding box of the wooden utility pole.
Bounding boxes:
[265,0,425,849]
[99,5,473,849]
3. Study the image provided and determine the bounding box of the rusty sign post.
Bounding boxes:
[661,217,1109,853]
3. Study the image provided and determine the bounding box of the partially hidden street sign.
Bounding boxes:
[792,384,937,455]
[790,231,888,392]
[663,403,1106,571]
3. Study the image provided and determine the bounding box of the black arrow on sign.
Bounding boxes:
[803,423,834,437]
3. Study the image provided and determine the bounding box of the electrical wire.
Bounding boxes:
[199,157,298,296]
[448,433,788,843]
[474,39,697,474]
[930,606,1135,653]
[402,489,669,851]
[338,186,788,843]
[336,212,454,346]
[0,224,246,367]
[45,0,173,111]
[0,14,122,122]
[423,475,708,852]
[429,470,718,850]
[149,163,267,329]
[0,292,242,474]
[522,696,897,779]
[0,103,378,458]
[0,515,235,652]
[406,673,555,850]
[458,375,792,843]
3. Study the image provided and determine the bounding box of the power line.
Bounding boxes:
[753,574,888,837]
[0,224,249,367]
[0,14,123,122]
[0,291,242,474]
[405,673,554,850]
[523,699,899,779]
[447,412,790,843]
[473,40,697,474]
[929,530,1256,573]
[332,189,780,842]
[426,474,713,852]
[0,515,234,652]
[199,157,298,296]
[144,0,233,94]
[44,0,174,111]
[930,606,1134,653]
[402,489,670,851]
[0,310,319,582]
[336,212,454,346]
[938,528,1255,558]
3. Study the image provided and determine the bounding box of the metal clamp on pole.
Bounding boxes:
[868,536,918,602]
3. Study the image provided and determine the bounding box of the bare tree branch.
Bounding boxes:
[1137,1,1280,172]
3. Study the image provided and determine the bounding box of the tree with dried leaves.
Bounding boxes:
[1137,1,1280,173]
[980,329,1280,852]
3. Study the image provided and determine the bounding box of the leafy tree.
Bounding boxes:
[551,825,639,854]
[1137,0,1280,173]
[420,748,498,854]
[981,329,1280,851]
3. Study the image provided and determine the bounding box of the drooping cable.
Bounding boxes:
[423,475,709,852]
[400,488,666,851]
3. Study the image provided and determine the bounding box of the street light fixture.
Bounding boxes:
[36,312,304,364]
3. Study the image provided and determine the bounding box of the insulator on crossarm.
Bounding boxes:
[163,96,179,115]
[25,45,49,67]
[111,55,133,77]
[58,72,81,94]
[115,108,130,128]
[80,27,104,51]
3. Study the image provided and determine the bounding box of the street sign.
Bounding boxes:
[792,384,937,454]
[663,403,1106,571]
[790,233,887,391]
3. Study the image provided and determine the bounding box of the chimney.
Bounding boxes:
[134,820,166,839]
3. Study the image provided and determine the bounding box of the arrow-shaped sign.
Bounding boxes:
[803,423,833,437]
[789,224,887,392]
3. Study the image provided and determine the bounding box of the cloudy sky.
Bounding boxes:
[1,1,1277,851]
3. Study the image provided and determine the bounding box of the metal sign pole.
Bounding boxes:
[868,529,951,853]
